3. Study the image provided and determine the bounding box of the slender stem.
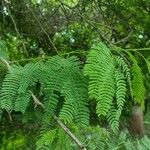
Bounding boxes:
[6,4,28,56]
[8,110,12,123]
[30,91,45,109]
[125,48,150,51]
[53,115,87,150]
[10,50,88,64]
[113,30,133,44]
[133,50,150,73]
[0,58,11,71]
[122,49,150,73]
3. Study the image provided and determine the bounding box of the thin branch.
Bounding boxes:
[59,2,70,27]
[53,115,87,150]
[5,5,29,57]
[0,58,11,71]
[27,5,58,54]
[8,110,12,123]
[10,50,88,64]
[8,47,150,64]
[30,91,45,109]
[113,30,133,44]
[133,50,150,74]
[122,49,150,74]
[125,48,150,51]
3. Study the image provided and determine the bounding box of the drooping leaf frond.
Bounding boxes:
[40,56,82,121]
[107,106,119,132]
[131,63,145,107]
[0,65,22,111]
[106,68,127,131]
[60,72,89,126]
[17,63,41,94]
[14,91,31,113]
[0,55,89,127]
[55,128,72,150]
[84,43,129,131]
[84,43,115,117]
[0,63,40,113]
[114,68,126,115]
[0,40,9,60]
[115,56,131,92]
[36,129,57,149]
[128,52,145,108]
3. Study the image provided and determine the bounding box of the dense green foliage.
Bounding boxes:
[0,40,149,149]
[84,43,128,131]
[0,0,150,149]
[0,55,89,126]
